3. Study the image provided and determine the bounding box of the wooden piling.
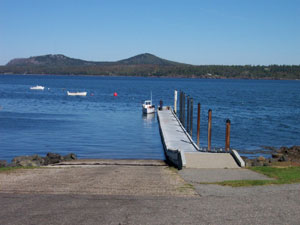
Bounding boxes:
[187,96,190,132]
[225,119,231,151]
[197,103,201,146]
[182,93,185,127]
[208,109,212,151]
[179,92,182,122]
[190,98,193,136]
[181,92,184,123]
[174,90,177,114]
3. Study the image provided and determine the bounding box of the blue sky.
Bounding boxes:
[0,0,299,65]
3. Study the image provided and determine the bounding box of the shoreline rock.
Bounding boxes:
[243,146,300,167]
[0,160,7,168]
[1,153,77,168]
[1,146,299,168]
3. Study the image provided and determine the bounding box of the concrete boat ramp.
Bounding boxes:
[157,107,244,169]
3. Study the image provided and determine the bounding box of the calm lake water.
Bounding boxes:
[0,75,300,161]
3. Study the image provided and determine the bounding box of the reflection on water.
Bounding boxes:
[142,113,155,124]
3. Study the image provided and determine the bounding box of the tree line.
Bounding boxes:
[0,64,300,79]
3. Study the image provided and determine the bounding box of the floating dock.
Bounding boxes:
[157,107,244,169]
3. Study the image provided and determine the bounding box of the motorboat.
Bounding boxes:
[142,100,155,114]
[142,92,155,114]
[30,85,45,90]
[67,91,87,96]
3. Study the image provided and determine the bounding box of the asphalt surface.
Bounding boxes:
[1,188,300,225]
[0,160,299,225]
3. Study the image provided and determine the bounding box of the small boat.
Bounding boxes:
[67,91,87,96]
[142,92,155,114]
[142,100,155,114]
[30,85,45,90]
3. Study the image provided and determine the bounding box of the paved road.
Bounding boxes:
[0,160,299,225]
[1,187,299,225]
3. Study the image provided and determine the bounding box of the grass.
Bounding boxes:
[166,166,179,173]
[178,183,195,192]
[0,166,37,173]
[214,167,300,187]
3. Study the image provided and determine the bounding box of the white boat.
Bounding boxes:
[142,100,155,114]
[67,91,87,96]
[142,92,155,114]
[30,85,45,90]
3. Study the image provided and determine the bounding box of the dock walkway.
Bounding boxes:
[157,108,242,169]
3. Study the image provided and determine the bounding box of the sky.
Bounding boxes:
[0,0,299,65]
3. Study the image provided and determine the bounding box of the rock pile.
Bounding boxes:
[0,153,77,168]
[0,160,7,168]
[243,146,300,167]
[275,146,300,162]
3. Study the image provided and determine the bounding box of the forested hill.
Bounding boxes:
[1,53,300,79]
[5,53,182,67]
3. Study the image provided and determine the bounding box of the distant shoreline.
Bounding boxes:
[1,54,300,80]
[1,73,300,81]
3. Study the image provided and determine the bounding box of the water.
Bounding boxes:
[1,75,300,161]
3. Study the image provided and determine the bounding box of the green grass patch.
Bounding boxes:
[214,167,300,187]
[178,183,195,192]
[0,166,37,173]
[166,166,179,173]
